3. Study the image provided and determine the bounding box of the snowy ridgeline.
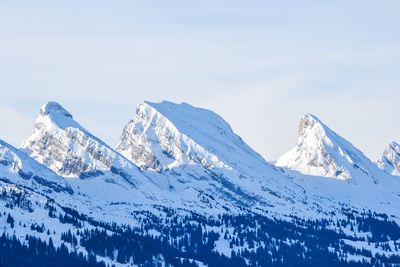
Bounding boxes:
[0,100,400,266]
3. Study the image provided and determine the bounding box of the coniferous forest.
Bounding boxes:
[2,204,400,267]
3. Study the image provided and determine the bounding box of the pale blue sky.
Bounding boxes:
[1,1,399,160]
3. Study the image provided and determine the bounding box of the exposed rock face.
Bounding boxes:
[2,101,400,267]
[21,102,140,181]
[14,100,400,223]
[376,141,400,176]
[19,101,304,214]
[116,101,229,172]
[276,114,382,184]
[116,101,305,208]
[0,139,72,194]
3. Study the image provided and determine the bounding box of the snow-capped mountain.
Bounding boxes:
[116,101,306,213]
[21,102,143,186]
[19,101,300,216]
[276,114,383,184]
[18,102,172,221]
[117,101,268,172]
[376,141,400,176]
[1,101,400,266]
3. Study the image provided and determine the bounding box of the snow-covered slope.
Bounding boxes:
[21,102,142,185]
[117,101,265,172]
[18,101,300,216]
[276,114,383,184]
[116,101,306,213]
[0,139,72,194]
[2,101,400,266]
[17,102,400,218]
[376,141,400,176]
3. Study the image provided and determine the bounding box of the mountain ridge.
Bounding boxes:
[21,101,144,184]
[116,100,308,214]
[1,100,400,266]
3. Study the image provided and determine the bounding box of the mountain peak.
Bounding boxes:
[276,114,381,183]
[298,113,328,136]
[141,100,231,131]
[116,100,302,207]
[376,141,400,176]
[22,101,140,179]
[117,100,233,171]
[302,113,321,123]
[143,100,197,111]
[40,101,73,119]
[117,100,269,172]
[36,101,82,131]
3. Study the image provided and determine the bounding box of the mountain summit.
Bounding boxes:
[276,114,381,183]
[116,101,228,171]
[21,101,141,182]
[376,141,400,176]
[116,101,269,172]
[40,101,73,119]
[116,101,305,210]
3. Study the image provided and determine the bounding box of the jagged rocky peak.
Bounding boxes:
[40,101,73,118]
[21,101,138,179]
[33,101,82,131]
[298,113,324,137]
[117,101,228,171]
[116,101,303,209]
[276,113,381,183]
[376,141,400,176]
[276,113,349,179]
[116,100,269,173]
